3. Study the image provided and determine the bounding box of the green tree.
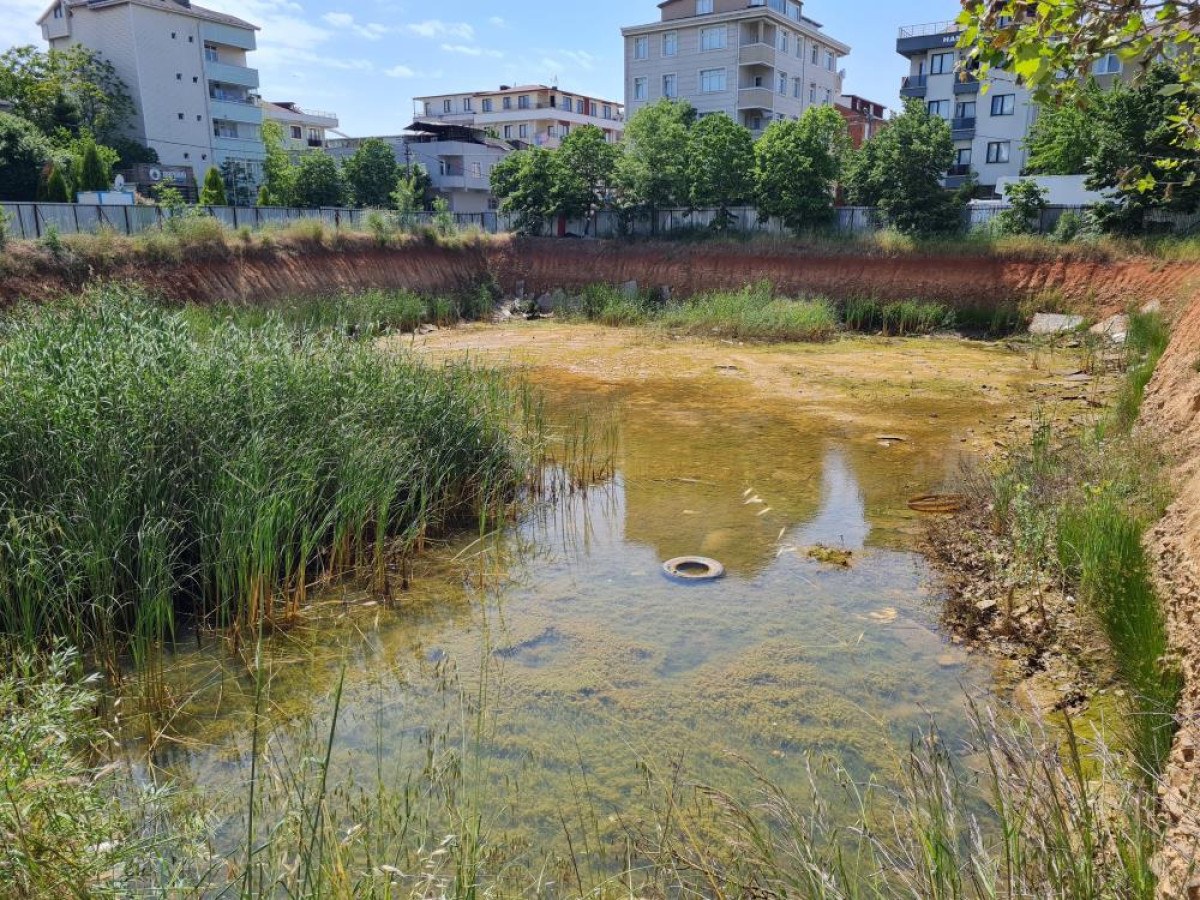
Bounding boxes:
[75,139,109,191]
[0,45,134,143]
[995,179,1049,234]
[258,120,296,206]
[391,163,432,216]
[553,125,618,227]
[291,151,344,208]
[1025,80,1107,175]
[844,99,960,235]
[755,106,850,232]
[199,166,228,205]
[220,159,255,206]
[42,165,71,202]
[490,148,556,235]
[686,113,755,228]
[959,1,1199,189]
[0,111,52,201]
[615,99,696,225]
[342,138,398,208]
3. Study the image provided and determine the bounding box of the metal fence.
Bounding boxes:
[2,200,1197,242]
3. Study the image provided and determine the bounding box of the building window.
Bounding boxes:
[990,93,1015,116]
[697,0,713,12]
[424,102,432,115]
[927,99,950,118]
[518,124,528,138]
[825,89,833,104]
[699,26,726,51]
[463,98,473,111]
[663,31,678,57]
[562,123,570,135]
[471,162,482,177]
[633,76,648,101]
[307,128,320,142]
[634,36,649,59]
[562,96,573,112]
[443,99,453,113]
[699,68,726,93]
[826,51,835,71]
[503,125,512,138]
[955,100,976,119]
[955,147,972,166]
[930,51,954,75]
[178,112,184,120]
[176,73,182,80]
[809,83,816,103]
[518,95,530,109]
[214,121,238,138]
[290,125,302,139]
[778,71,787,94]
[777,31,788,53]
[503,96,512,109]
[986,140,1011,164]
[663,73,677,98]
[811,43,819,64]
[204,44,219,63]
[603,104,612,119]
[482,98,492,112]
[1093,52,1122,75]
[792,76,801,98]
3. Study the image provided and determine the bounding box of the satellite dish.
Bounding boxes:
[113,174,126,190]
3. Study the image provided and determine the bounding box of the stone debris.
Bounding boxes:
[1029,313,1086,335]
[1090,313,1129,345]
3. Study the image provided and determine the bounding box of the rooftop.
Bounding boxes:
[414,83,623,106]
[39,0,258,31]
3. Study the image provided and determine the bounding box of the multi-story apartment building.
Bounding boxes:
[327,122,513,214]
[896,18,1131,194]
[37,0,265,191]
[621,0,850,136]
[262,102,340,156]
[836,94,886,147]
[412,85,624,150]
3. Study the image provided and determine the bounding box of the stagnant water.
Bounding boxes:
[137,373,996,878]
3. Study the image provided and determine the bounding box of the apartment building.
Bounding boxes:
[837,94,886,147]
[621,0,850,136]
[896,18,1131,194]
[327,122,513,214]
[38,0,265,190]
[262,102,341,156]
[412,85,624,150]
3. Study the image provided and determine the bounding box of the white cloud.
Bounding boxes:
[403,20,474,40]
[440,44,503,58]
[488,16,507,28]
[384,64,416,78]
[322,11,388,41]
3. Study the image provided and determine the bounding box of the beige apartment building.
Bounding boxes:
[262,102,341,156]
[37,0,265,191]
[413,85,624,149]
[621,0,849,135]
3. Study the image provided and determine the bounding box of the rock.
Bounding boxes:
[621,280,638,299]
[1141,299,1162,315]
[975,598,998,612]
[937,653,965,669]
[514,279,526,300]
[416,323,438,335]
[1029,313,1085,336]
[535,292,553,313]
[1090,313,1129,345]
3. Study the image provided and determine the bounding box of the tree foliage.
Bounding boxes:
[258,120,297,206]
[1025,80,1107,175]
[75,139,109,192]
[392,163,432,214]
[616,99,696,216]
[755,106,849,232]
[342,138,398,209]
[42,166,70,203]
[291,152,344,208]
[844,99,960,235]
[554,125,618,223]
[199,166,228,206]
[686,113,755,226]
[490,148,556,235]
[995,179,1049,234]
[0,45,134,143]
[0,112,51,201]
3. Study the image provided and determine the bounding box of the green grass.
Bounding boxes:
[840,298,956,336]
[0,284,525,677]
[656,283,839,341]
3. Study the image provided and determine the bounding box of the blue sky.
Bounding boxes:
[2,0,954,136]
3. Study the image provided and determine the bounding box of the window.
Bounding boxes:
[463,98,473,111]
[700,26,726,51]
[955,148,972,166]
[424,102,432,115]
[792,76,801,98]
[809,83,816,103]
[825,88,832,104]
[927,99,950,118]
[562,97,573,112]
[990,93,1015,116]
[503,125,512,138]
[633,76,648,100]
[663,31,678,57]
[562,124,570,135]
[548,125,557,137]
[482,98,493,112]
[177,112,184,120]
[603,104,612,119]
[697,0,713,12]
[176,72,182,80]
[777,30,788,53]
[795,38,803,58]
[519,124,528,138]
[204,43,219,63]
[53,5,62,17]
[1093,53,1121,75]
[470,162,482,178]
[986,141,1011,164]
[663,74,677,98]
[290,125,302,139]
[955,100,976,119]
[443,99,453,112]
[634,36,649,59]
[778,71,787,94]
[811,43,819,64]
[930,51,953,75]
[699,68,726,92]
[214,121,238,138]
[503,96,512,109]
[518,95,530,109]
[826,51,835,71]
[307,128,320,142]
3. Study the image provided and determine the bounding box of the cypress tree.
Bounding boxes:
[76,141,110,191]
[199,166,228,206]
[44,166,71,202]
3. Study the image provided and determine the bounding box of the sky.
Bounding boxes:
[0,0,954,136]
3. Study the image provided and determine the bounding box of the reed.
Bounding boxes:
[0,284,526,675]
[655,282,839,342]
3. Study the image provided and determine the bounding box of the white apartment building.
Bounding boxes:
[327,122,513,214]
[621,0,850,136]
[38,0,265,191]
[262,102,340,157]
[896,18,1130,195]
[412,85,624,149]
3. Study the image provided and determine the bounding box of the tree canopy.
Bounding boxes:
[0,45,134,143]
[0,112,52,201]
[291,151,345,208]
[686,113,755,225]
[490,148,557,235]
[616,99,696,216]
[199,166,228,206]
[553,125,619,224]
[755,106,849,232]
[342,138,398,209]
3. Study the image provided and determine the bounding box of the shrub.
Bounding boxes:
[1051,210,1085,243]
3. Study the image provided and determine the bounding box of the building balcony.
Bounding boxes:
[954,76,980,95]
[204,60,260,89]
[436,174,490,192]
[897,21,963,56]
[213,134,265,156]
[210,98,263,125]
[900,75,928,98]
[951,116,976,139]
[201,21,256,52]
[737,87,776,111]
[739,42,776,66]
[947,164,972,179]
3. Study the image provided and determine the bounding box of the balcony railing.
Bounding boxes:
[900,74,928,97]
[898,20,960,39]
[951,116,976,131]
[947,164,972,177]
[953,76,981,94]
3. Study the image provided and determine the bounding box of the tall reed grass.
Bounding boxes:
[0,285,525,674]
